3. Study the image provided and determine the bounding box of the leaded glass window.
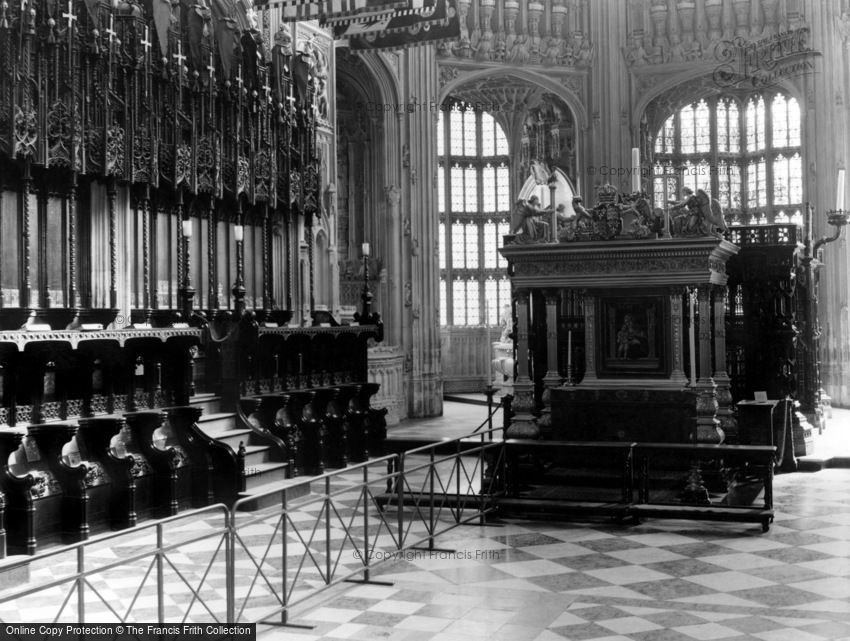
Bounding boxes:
[651,90,802,225]
[438,102,511,326]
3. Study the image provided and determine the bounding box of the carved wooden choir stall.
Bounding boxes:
[0,0,387,556]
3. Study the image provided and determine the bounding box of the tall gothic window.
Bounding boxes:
[438,103,512,327]
[652,91,803,226]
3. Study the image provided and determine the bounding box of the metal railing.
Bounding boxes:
[0,425,506,626]
[0,504,231,624]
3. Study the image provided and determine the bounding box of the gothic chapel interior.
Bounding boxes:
[0,0,849,557]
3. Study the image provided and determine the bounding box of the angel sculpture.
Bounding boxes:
[694,188,728,237]
[669,187,727,237]
[510,196,550,243]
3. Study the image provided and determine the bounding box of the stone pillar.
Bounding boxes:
[536,290,561,438]
[694,285,722,443]
[404,46,442,416]
[713,284,737,442]
[507,289,538,438]
[669,287,689,386]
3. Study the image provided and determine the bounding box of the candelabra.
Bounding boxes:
[799,198,848,431]
[361,242,372,317]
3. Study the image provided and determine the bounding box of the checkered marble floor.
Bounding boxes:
[272,468,850,641]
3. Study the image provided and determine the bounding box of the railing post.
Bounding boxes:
[428,449,436,550]
[281,492,289,625]
[226,507,235,624]
[325,476,332,583]
[157,523,164,623]
[362,465,370,582]
[455,440,461,524]
[396,454,404,550]
[77,546,85,623]
[479,435,486,526]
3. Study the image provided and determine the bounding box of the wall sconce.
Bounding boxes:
[181,218,193,239]
[234,224,244,242]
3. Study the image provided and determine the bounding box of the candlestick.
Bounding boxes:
[631,147,640,193]
[688,289,697,385]
[567,329,572,371]
[837,168,845,211]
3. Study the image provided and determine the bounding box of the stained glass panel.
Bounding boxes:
[450,165,464,211]
[450,108,464,155]
[728,101,739,152]
[484,278,498,324]
[451,222,465,268]
[756,158,767,207]
[655,115,675,153]
[498,278,511,314]
[747,159,758,208]
[717,101,728,151]
[453,277,466,325]
[465,223,479,269]
[463,109,476,156]
[695,100,710,153]
[465,166,478,212]
[497,222,509,268]
[789,153,802,203]
[437,111,444,156]
[495,120,509,155]
[440,279,447,326]
[680,105,695,153]
[465,279,480,325]
[496,164,509,211]
[482,165,496,212]
[788,98,801,146]
[439,222,446,269]
[774,154,789,205]
[746,96,765,152]
[438,164,445,213]
[791,209,803,226]
[772,94,788,148]
[481,116,495,156]
[484,221,498,268]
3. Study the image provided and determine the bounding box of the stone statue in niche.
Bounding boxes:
[507,34,529,64]
[473,29,494,61]
[543,35,564,66]
[493,30,507,61]
[624,34,648,66]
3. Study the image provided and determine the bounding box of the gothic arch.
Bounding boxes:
[637,71,805,137]
[438,67,588,132]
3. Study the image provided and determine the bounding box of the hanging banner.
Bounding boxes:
[322,0,426,25]
[262,0,408,21]
[346,0,458,51]
[332,0,438,35]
